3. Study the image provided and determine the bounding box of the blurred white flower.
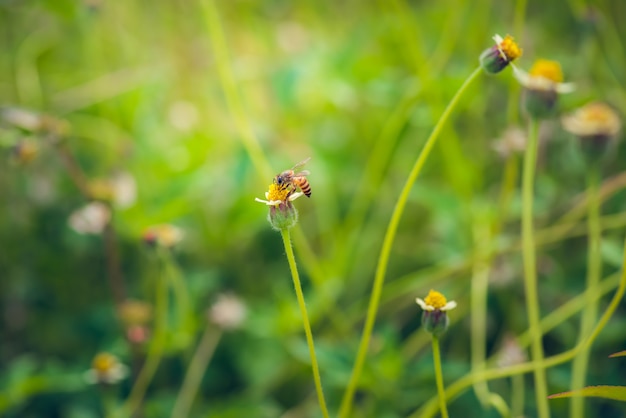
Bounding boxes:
[168,100,199,132]
[209,293,247,330]
[84,352,128,385]
[111,172,137,209]
[68,202,111,235]
[496,334,528,367]
[1,107,42,131]
[492,126,526,158]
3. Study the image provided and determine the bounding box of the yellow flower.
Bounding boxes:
[255,183,303,206]
[562,101,621,138]
[562,101,622,164]
[416,289,457,312]
[495,34,522,62]
[514,59,575,94]
[480,34,522,74]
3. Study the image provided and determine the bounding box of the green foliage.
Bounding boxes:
[1,0,626,417]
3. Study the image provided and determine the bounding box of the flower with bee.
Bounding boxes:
[255,158,311,231]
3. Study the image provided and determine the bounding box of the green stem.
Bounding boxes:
[279,228,329,418]
[412,234,626,418]
[170,327,222,418]
[511,373,524,417]
[570,168,601,418]
[119,266,168,417]
[201,0,272,180]
[470,215,491,406]
[338,65,482,418]
[521,117,550,418]
[159,248,194,342]
[432,336,449,418]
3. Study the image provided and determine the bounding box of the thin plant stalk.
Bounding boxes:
[411,234,626,418]
[570,167,601,418]
[471,215,507,413]
[201,0,272,180]
[338,66,482,418]
[521,117,550,418]
[432,336,449,418]
[279,228,329,418]
[159,248,194,338]
[119,268,169,417]
[511,373,525,418]
[170,327,222,418]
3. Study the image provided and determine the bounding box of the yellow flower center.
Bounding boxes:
[579,102,617,124]
[424,289,448,309]
[529,59,564,83]
[93,353,116,373]
[267,183,290,201]
[500,35,522,61]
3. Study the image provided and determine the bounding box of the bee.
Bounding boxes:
[274,157,312,197]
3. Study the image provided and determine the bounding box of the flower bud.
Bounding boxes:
[268,201,299,231]
[416,289,457,337]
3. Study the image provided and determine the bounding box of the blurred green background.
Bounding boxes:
[2,0,626,417]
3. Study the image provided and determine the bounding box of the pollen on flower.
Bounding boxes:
[499,35,522,61]
[267,183,291,202]
[424,289,447,309]
[529,59,564,83]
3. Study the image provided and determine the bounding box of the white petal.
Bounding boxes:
[442,300,457,311]
[492,34,503,44]
[255,197,271,204]
[555,82,576,94]
[288,192,304,202]
[415,298,434,311]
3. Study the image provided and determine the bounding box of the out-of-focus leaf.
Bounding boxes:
[609,350,626,358]
[548,385,626,401]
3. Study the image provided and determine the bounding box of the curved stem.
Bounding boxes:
[279,228,329,418]
[570,167,601,418]
[170,327,222,418]
[432,337,449,418]
[338,66,482,418]
[522,117,550,418]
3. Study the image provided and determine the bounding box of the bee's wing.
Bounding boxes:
[294,170,310,176]
[291,157,311,171]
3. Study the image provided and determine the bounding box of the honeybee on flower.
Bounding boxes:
[274,157,312,198]
[255,158,312,230]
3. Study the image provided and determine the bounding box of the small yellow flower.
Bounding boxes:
[480,34,522,74]
[514,59,575,94]
[562,101,621,138]
[84,352,128,385]
[255,183,303,206]
[495,34,522,63]
[416,289,457,312]
[117,299,152,326]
